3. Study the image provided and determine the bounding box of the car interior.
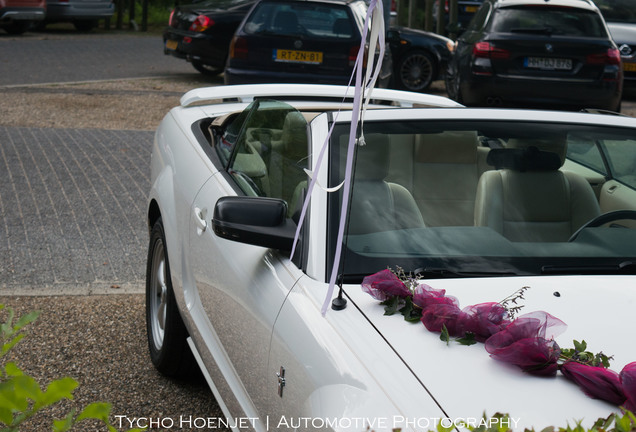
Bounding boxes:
[200,100,636,275]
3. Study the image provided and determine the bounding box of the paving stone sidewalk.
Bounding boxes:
[0,126,151,295]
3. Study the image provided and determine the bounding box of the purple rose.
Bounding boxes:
[561,362,626,406]
[412,284,458,309]
[457,302,511,342]
[361,269,411,301]
[620,362,636,411]
[421,303,463,335]
[484,311,566,376]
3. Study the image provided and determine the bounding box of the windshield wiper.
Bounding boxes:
[541,261,636,275]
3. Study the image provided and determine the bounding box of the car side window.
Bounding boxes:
[227,100,309,211]
[466,2,491,33]
[602,140,636,190]
[566,138,608,175]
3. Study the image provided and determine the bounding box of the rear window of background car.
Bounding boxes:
[490,6,607,37]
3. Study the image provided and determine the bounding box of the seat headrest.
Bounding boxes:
[415,131,479,164]
[282,111,307,149]
[506,137,566,166]
[487,147,562,172]
[354,134,390,181]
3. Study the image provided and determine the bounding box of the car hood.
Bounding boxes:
[607,22,636,45]
[347,275,635,430]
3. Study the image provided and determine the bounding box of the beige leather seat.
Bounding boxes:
[412,131,490,226]
[474,138,601,242]
[348,134,425,234]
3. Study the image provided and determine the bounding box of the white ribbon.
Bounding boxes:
[290,0,385,315]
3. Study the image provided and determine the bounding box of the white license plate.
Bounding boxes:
[525,57,572,70]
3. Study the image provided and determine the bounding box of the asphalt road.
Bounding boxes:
[0,29,192,86]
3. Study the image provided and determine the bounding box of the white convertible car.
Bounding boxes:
[146,84,636,431]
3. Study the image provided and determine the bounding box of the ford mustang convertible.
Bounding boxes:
[146,84,636,431]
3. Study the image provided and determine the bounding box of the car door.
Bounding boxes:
[186,100,310,424]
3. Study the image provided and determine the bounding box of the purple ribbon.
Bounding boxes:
[289,0,385,315]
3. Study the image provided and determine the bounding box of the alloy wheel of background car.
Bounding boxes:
[397,50,436,92]
[146,218,196,378]
[192,60,223,77]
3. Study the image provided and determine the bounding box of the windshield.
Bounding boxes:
[327,120,636,280]
[594,0,636,24]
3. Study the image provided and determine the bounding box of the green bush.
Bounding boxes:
[0,304,143,432]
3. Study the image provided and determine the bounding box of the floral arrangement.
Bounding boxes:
[361,269,636,413]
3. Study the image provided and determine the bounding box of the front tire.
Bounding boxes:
[146,218,195,378]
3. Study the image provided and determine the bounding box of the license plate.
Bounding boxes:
[274,49,323,64]
[465,6,478,12]
[165,40,178,50]
[525,57,572,70]
[624,62,636,72]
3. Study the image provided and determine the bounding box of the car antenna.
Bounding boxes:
[332,106,365,311]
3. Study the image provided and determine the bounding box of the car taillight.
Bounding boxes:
[586,48,621,65]
[349,45,359,67]
[189,15,213,32]
[472,42,510,59]
[230,36,248,60]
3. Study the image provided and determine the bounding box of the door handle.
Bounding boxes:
[194,207,207,234]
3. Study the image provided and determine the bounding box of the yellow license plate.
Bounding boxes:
[165,40,178,50]
[274,49,323,64]
[465,5,478,12]
[623,62,636,72]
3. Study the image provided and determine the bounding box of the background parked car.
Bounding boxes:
[433,0,483,35]
[224,0,393,86]
[388,26,454,91]
[163,0,256,76]
[0,0,45,34]
[445,0,623,111]
[595,0,636,88]
[39,0,113,31]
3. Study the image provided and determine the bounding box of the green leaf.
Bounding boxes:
[614,412,633,432]
[38,377,78,408]
[2,375,41,407]
[1,335,25,357]
[0,406,15,426]
[4,362,23,378]
[440,324,450,345]
[573,340,587,353]
[398,297,422,323]
[456,332,477,346]
[13,311,39,332]
[381,297,400,316]
[53,410,76,432]
[76,402,112,423]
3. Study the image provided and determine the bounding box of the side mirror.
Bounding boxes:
[212,196,296,252]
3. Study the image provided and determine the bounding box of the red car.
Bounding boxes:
[0,0,46,34]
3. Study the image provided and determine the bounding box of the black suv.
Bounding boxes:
[445,0,623,111]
